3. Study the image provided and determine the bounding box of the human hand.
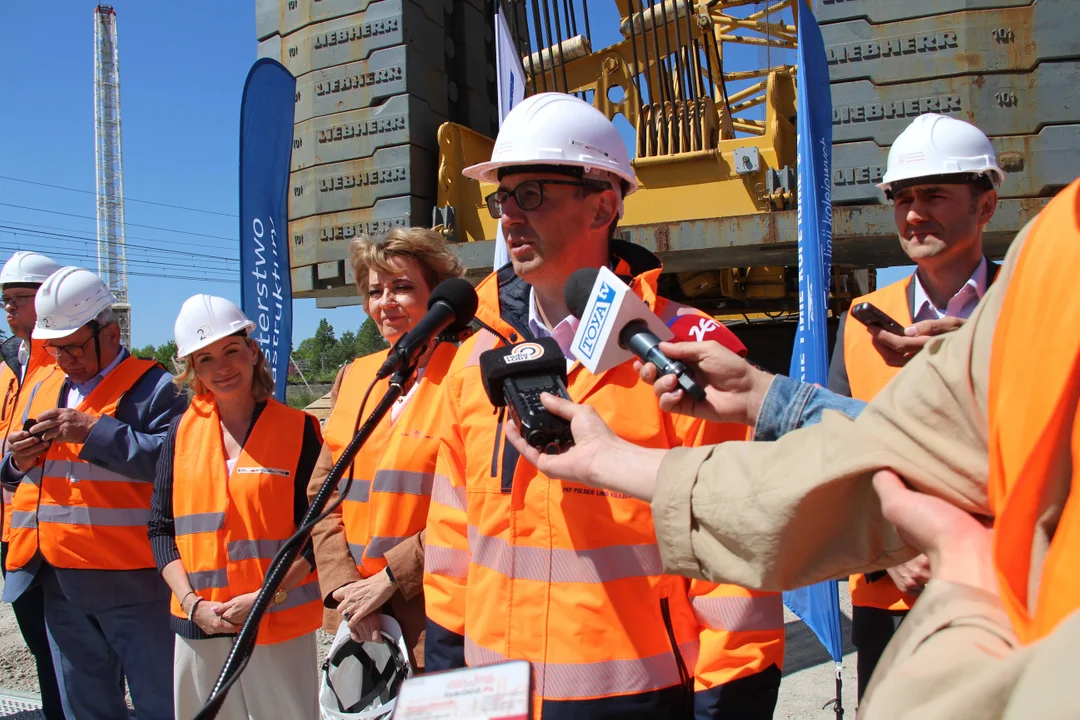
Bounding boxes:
[869,317,965,367]
[32,408,99,445]
[873,470,996,594]
[635,341,773,426]
[885,554,932,595]
[193,600,238,635]
[333,571,396,637]
[8,430,50,471]
[217,592,258,627]
[504,393,664,501]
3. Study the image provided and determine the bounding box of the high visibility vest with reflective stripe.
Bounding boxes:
[171,394,321,645]
[322,342,456,579]
[6,356,160,572]
[989,179,1080,645]
[426,264,784,715]
[0,341,55,543]
[843,279,919,612]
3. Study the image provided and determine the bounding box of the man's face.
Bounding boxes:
[497,171,609,286]
[892,183,996,263]
[2,287,39,340]
[44,323,118,384]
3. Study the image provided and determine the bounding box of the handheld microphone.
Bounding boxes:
[565,267,707,402]
[479,337,574,455]
[667,313,748,358]
[376,278,479,380]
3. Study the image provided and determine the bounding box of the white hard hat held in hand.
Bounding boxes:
[463,92,638,215]
[174,294,256,359]
[32,266,117,340]
[0,251,63,288]
[879,113,1005,198]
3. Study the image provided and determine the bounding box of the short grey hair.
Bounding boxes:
[94,307,117,326]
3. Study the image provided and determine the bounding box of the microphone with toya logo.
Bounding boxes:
[565,267,747,401]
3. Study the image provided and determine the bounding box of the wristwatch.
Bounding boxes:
[273,588,288,605]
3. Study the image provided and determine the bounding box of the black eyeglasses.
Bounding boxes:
[44,328,100,359]
[1,293,36,309]
[485,179,608,219]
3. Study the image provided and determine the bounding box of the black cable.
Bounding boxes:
[0,174,236,217]
[0,225,238,263]
[539,0,559,92]
[0,201,238,243]
[195,369,410,719]
[581,0,592,47]
[548,0,571,96]
[530,0,549,93]
[0,218,238,256]
[0,243,235,277]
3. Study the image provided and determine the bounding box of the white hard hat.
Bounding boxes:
[319,616,412,720]
[1,251,63,288]
[33,266,117,340]
[174,294,256,358]
[879,113,1004,197]
[464,92,639,197]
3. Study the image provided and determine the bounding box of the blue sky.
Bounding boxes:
[1,3,909,348]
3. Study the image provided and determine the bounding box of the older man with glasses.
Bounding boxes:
[3,266,187,720]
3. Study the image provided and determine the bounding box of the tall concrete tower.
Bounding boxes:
[93,5,131,346]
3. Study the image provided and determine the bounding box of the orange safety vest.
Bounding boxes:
[989,179,1080,645]
[0,339,55,543]
[425,256,784,717]
[843,279,920,612]
[322,342,456,579]
[6,355,160,572]
[171,394,321,645]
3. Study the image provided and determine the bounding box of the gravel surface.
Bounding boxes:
[0,579,858,718]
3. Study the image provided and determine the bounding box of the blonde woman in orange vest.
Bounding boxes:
[149,295,323,719]
[308,227,463,669]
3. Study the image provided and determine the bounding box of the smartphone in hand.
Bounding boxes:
[22,418,46,441]
[850,302,906,336]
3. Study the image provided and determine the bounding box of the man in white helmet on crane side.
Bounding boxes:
[423,92,784,719]
[2,267,187,720]
[0,251,65,718]
[827,112,1006,699]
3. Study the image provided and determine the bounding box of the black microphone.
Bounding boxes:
[376,278,479,380]
[564,268,707,402]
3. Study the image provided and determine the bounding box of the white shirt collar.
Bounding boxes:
[527,287,579,362]
[912,256,988,323]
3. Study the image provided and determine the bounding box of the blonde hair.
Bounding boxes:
[172,335,275,401]
[349,227,465,300]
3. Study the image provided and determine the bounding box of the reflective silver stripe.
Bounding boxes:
[337,478,370,503]
[8,510,37,529]
[2,487,13,504]
[227,538,287,562]
[35,505,150,527]
[372,469,434,496]
[188,568,229,591]
[691,595,785,633]
[347,543,366,566]
[42,459,146,484]
[366,536,408,559]
[174,512,225,536]
[424,545,470,579]
[467,526,663,583]
[269,579,321,613]
[19,467,42,486]
[431,474,466,512]
[464,636,703,700]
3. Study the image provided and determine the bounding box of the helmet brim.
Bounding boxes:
[463,158,639,195]
[177,320,257,359]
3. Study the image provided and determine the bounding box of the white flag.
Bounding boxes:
[492,5,526,270]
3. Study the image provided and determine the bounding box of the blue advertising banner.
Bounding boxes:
[783,0,844,677]
[239,59,295,403]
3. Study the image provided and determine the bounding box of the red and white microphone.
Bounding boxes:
[666,313,747,358]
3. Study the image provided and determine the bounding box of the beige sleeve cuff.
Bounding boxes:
[652,445,716,580]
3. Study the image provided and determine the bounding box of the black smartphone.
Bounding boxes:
[22,418,45,441]
[850,302,906,336]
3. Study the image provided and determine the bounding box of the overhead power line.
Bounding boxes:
[0,174,237,218]
[0,242,236,277]
[0,218,239,258]
[0,244,238,285]
[0,224,239,264]
[0,201,239,243]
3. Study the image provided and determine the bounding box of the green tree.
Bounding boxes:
[355,318,388,357]
[154,340,179,369]
[132,344,157,360]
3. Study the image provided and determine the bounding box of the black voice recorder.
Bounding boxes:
[479,337,574,455]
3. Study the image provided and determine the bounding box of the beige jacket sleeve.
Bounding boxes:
[859,578,1080,719]
[651,223,1031,591]
[308,364,363,607]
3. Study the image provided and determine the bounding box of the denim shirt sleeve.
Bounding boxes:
[752,374,867,441]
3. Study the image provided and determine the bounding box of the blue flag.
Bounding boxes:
[239,59,295,403]
[783,0,844,667]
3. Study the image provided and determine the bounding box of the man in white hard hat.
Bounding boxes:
[0,251,65,718]
[423,93,783,719]
[2,267,187,720]
[826,112,1005,698]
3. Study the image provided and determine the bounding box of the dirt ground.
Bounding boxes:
[0,579,858,718]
